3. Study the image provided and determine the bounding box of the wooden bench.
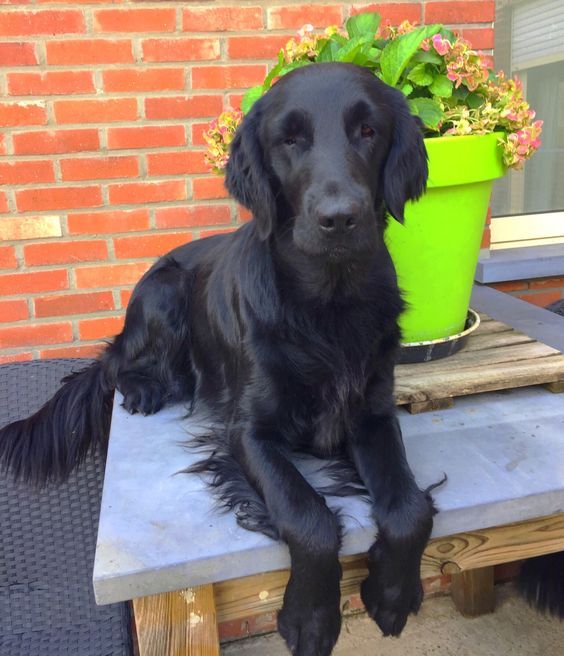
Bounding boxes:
[93,289,564,655]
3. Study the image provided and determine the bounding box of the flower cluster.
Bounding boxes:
[203,109,243,174]
[204,14,543,172]
[284,25,341,63]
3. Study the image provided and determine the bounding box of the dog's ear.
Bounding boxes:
[225,101,276,241]
[382,103,428,223]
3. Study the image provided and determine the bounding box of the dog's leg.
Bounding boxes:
[349,412,435,637]
[110,259,195,416]
[236,427,342,656]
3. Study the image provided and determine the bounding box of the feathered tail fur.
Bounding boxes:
[0,360,114,486]
[517,552,564,619]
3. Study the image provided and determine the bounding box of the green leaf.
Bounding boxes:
[262,51,285,90]
[466,91,486,109]
[334,35,374,63]
[380,24,440,87]
[317,37,342,62]
[412,50,443,65]
[241,85,264,114]
[345,12,381,39]
[408,97,443,130]
[407,63,434,86]
[401,83,414,97]
[429,74,453,97]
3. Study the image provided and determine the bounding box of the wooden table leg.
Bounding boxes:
[451,567,495,617]
[133,584,220,656]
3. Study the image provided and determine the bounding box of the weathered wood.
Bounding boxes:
[134,585,220,656]
[405,397,454,414]
[213,514,564,624]
[451,567,495,617]
[545,380,564,393]
[422,513,564,576]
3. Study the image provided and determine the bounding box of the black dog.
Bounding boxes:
[0,63,436,655]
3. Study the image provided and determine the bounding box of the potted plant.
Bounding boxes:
[204,13,542,348]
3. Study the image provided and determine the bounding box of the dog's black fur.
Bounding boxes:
[0,63,438,655]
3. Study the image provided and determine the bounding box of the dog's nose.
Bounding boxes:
[318,213,357,233]
[317,202,359,235]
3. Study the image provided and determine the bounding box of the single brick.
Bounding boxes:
[54,98,138,124]
[425,1,495,24]
[23,239,108,266]
[0,246,17,270]
[120,288,133,308]
[192,177,230,200]
[0,192,8,213]
[46,39,134,65]
[0,269,68,295]
[182,6,263,31]
[530,276,564,290]
[0,10,85,37]
[142,37,220,63]
[0,299,29,323]
[16,185,103,212]
[75,262,150,288]
[0,160,55,185]
[108,180,186,205]
[145,95,223,120]
[267,5,343,29]
[12,129,100,155]
[0,322,73,349]
[103,67,185,93]
[7,70,95,96]
[0,216,62,241]
[146,151,207,176]
[93,8,176,33]
[61,156,139,181]
[68,209,150,235]
[114,232,192,259]
[78,315,125,341]
[0,353,34,365]
[227,35,290,60]
[461,28,494,50]
[39,344,105,359]
[0,101,47,127]
[516,291,561,307]
[191,122,210,146]
[0,42,37,66]
[107,125,185,150]
[191,65,267,90]
[155,205,232,229]
[492,281,528,293]
[34,291,115,318]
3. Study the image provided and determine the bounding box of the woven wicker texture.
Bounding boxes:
[0,359,133,656]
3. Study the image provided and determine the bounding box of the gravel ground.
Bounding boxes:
[223,584,564,656]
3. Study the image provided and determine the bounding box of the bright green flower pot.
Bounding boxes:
[384,132,506,343]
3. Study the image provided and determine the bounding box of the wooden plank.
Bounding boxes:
[395,354,564,406]
[451,567,495,617]
[422,513,564,576]
[213,514,564,624]
[134,585,220,656]
[472,320,514,335]
[460,331,533,351]
[397,341,559,378]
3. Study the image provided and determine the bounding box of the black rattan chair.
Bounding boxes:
[0,359,133,656]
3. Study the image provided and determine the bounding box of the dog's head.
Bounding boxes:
[225,63,428,261]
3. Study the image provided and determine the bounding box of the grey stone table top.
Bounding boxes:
[93,386,564,605]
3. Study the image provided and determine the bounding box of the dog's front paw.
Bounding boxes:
[118,373,165,416]
[278,570,341,656]
[361,542,423,637]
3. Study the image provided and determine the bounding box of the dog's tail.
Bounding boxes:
[517,552,564,619]
[0,359,114,486]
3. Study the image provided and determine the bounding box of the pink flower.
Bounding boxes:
[432,34,451,56]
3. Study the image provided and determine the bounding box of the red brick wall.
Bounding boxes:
[492,277,564,307]
[0,1,495,362]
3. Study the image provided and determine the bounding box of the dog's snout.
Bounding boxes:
[317,201,360,235]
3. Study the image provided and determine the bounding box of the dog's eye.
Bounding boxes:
[360,124,375,138]
[284,136,297,146]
